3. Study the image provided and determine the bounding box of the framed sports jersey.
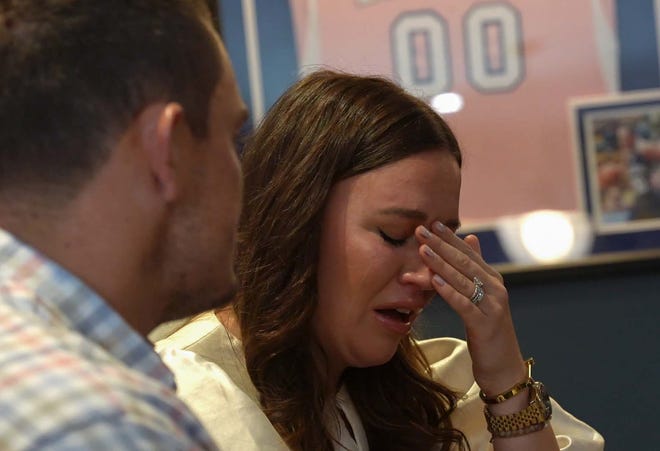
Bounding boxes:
[215,0,660,265]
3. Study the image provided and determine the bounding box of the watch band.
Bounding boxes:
[480,358,534,404]
[484,381,553,440]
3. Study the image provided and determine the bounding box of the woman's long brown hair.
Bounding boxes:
[235,70,468,450]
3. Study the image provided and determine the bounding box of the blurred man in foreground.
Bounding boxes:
[0,1,247,448]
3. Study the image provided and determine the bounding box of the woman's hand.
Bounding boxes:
[415,222,527,397]
[416,222,561,451]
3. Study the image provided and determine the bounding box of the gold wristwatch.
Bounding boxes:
[484,381,552,438]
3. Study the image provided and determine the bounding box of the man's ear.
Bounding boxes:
[138,102,185,203]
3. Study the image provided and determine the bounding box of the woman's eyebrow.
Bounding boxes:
[377,207,427,220]
[377,207,462,232]
[446,219,462,232]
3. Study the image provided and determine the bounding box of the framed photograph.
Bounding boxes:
[572,90,660,233]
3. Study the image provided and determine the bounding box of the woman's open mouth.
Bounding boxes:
[373,308,417,334]
[374,308,412,323]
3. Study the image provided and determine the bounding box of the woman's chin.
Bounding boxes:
[351,346,399,369]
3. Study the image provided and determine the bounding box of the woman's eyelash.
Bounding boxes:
[378,229,407,247]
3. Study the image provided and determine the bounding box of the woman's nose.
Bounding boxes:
[399,252,434,292]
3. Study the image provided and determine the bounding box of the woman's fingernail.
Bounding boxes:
[433,222,446,233]
[422,244,435,257]
[419,226,431,238]
[433,274,446,286]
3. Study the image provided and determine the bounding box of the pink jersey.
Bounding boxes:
[289,0,618,227]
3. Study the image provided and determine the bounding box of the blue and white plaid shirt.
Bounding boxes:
[0,228,218,450]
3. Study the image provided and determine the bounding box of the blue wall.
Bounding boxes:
[418,260,660,451]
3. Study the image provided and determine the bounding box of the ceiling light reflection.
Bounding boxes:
[431,92,464,114]
[495,210,594,265]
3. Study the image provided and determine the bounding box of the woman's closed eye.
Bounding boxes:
[378,229,408,247]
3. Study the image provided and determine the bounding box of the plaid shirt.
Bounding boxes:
[0,228,218,450]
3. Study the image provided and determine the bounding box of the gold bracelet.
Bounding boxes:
[484,380,553,440]
[488,421,547,440]
[479,358,534,404]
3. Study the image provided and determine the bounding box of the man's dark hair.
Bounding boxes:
[0,0,222,200]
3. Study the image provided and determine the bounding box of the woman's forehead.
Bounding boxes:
[330,150,461,218]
